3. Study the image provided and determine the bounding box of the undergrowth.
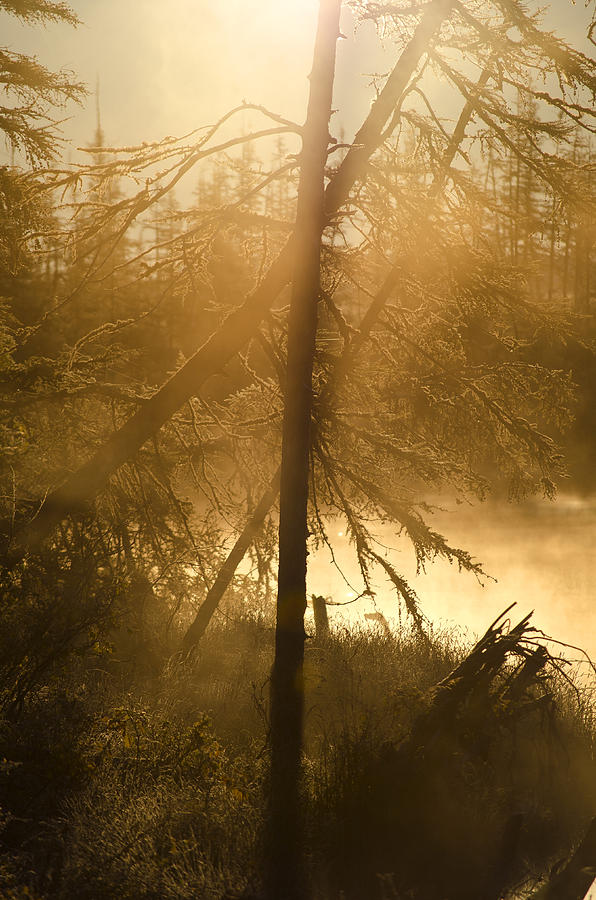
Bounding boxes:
[0,611,593,899]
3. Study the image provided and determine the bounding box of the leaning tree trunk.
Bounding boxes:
[266,2,341,898]
[179,470,280,656]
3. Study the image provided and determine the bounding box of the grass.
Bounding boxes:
[0,607,594,899]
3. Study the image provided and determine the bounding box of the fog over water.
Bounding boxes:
[308,493,596,662]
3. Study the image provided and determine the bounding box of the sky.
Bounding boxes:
[1,0,384,156]
[3,0,590,161]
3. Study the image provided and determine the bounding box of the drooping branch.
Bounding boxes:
[328,457,485,577]
[364,547,429,638]
[0,1,80,25]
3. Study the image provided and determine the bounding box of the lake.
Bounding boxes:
[308,493,596,665]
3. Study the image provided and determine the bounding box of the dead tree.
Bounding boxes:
[179,472,280,657]
[312,595,330,640]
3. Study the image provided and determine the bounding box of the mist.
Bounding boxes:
[1,0,596,898]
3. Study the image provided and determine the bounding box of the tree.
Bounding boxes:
[3,0,455,559]
[0,0,85,165]
[266,3,341,896]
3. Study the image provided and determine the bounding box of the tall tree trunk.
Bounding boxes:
[575,217,590,314]
[266,3,341,898]
[6,0,453,562]
[563,218,571,299]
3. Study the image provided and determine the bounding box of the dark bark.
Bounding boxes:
[266,2,341,898]
[322,0,454,218]
[6,0,454,562]
[312,595,330,640]
[179,470,280,656]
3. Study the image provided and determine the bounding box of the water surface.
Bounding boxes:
[308,494,596,662]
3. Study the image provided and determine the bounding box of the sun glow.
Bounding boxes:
[174,0,322,121]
